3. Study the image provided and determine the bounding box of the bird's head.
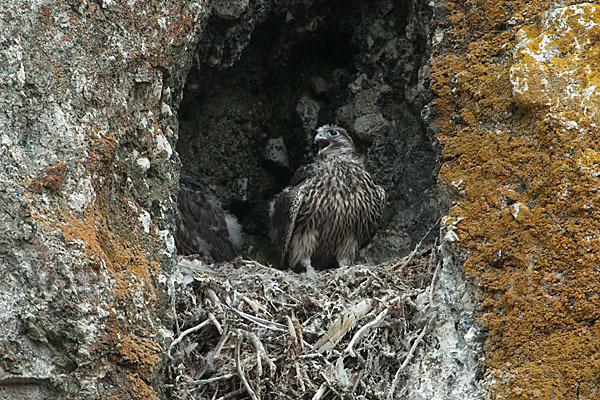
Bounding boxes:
[314,125,356,159]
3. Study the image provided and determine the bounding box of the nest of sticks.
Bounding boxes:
[167,242,438,400]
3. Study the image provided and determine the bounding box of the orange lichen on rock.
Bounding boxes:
[75,138,165,396]
[28,161,68,194]
[431,1,600,398]
[510,3,600,115]
[5,0,205,397]
[27,132,166,397]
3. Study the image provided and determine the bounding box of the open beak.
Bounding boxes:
[314,132,330,153]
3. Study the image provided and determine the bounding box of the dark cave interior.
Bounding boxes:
[175,0,440,266]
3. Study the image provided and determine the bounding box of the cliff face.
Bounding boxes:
[0,1,206,398]
[431,1,600,398]
[3,0,599,399]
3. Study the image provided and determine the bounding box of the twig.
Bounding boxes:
[227,304,288,332]
[216,387,246,400]
[295,358,306,392]
[242,295,269,314]
[345,308,389,357]
[208,312,223,335]
[288,313,305,352]
[286,316,297,344]
[429,260,442,305]
[312,383,328,400]
[400,291,419,308]
[235,334,259,400]
[205,288,222,307]
[386,317,433,400]
[172,288,184,357]
[169,319,210,357]
[212,330,231,360]
[352,370,363,393]
[188,374,235,385]
[242,330,276,376]
[297,353,327,360]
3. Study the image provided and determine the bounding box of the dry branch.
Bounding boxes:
[235,334,259,400]
[169,319,211,357]
[387,316,433,400]
[345,308,389,357]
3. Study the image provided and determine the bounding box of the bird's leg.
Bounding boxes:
[336,237,358,268]
[337,257,354,268]
[289,230,319,274]
[302,259,317,278]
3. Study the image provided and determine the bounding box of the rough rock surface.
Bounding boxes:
[0,1,207,398]
[430,1,600,398]
[403,221,484,399]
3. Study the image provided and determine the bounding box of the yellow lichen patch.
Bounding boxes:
[431,1,600,398]
[493,323,600,399]
[105,367,162,400]
[510,3,600,114]
[577,148,600,178]
[100,321,162,400]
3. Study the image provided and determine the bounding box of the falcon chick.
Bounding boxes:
[273,125,385,273]
[175,172,240,262]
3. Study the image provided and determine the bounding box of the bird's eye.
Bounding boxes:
[328,129,338,136]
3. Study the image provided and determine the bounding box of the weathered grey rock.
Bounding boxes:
[265,137,290,168]
[404,218,485,400]
[296,96,321,137]
[401,1,488,398]
[309,76,329,97]
[0,0,209,398]
[335,103,355,129]
[353,84,392,116]
[353,112,389,141]
[213,0,249,20]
